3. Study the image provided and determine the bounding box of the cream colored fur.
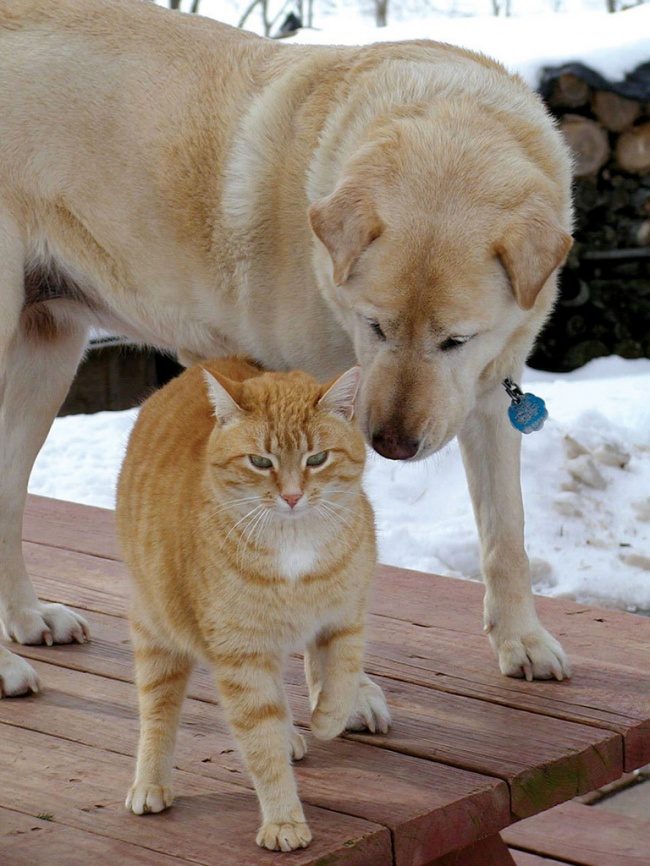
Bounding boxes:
[0,0,572,695]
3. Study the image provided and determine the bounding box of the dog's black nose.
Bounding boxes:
[371,430,420,460]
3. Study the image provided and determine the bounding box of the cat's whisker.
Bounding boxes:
[243,505,270,548]
[251,508,274,549]
[321,498,358,519]
[208,496,264,517]
[316,503,345,534]
[319,501,354,530]
[222,504,265,546]
[322,498,361,521]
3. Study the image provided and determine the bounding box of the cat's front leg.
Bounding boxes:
[308,622,378,740]
[306,643,390,736]
[213,655,311,852]
[127,619,195,815]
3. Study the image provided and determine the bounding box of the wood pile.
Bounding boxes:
[529,63,650,373]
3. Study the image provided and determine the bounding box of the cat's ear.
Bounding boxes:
[203,370,243,425]
[318,366,361,421]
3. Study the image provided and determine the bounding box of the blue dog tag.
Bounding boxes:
[503,379,548,434]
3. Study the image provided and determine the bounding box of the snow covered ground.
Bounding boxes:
[29,357,650,613]
[165,0,650,88]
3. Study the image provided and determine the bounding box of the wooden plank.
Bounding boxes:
[372,564,650,672]
[25,541,128,618]
[0,806,196,865]
[342,675,621,819]
[11,608,623,820]
[503,801,650,866]
[23,517,650,770]
[427,834,516,865]
[361,612,650,771]
[0,659,511,866]
[0,726,392,866]
[23,495,120,561]
[510,854,567,866]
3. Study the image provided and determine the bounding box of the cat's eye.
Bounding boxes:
[440,335,474,352]
[249,454,273,469]
[306,451,329,467]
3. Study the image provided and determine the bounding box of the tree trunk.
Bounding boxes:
[375,0,388,27]
[169,0,182,9]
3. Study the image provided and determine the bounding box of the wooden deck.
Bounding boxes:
[1,495,649,865]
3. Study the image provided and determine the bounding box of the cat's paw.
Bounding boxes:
[2,602,89,646]
[0,648,40,697]
[289,726,307,761]
[345,675,391,734]
[256,820,312,852]
[126,783,173,815]
[311,704,348,741]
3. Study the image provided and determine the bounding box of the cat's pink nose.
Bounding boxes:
[281,492,302,509]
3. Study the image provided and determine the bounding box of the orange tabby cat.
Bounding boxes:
[116,357,390,852]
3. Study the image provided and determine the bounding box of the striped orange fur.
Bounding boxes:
[116,356,389,852]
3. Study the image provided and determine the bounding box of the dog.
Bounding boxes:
[0,0,573,696]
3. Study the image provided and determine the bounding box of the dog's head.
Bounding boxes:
[308,114,572,460]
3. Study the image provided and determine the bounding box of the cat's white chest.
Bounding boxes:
[274,535,320,581]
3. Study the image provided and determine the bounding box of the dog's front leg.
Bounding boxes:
[0,320,90,654]
[458,386,570,681]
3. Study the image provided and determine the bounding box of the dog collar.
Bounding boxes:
[503,378,548,434]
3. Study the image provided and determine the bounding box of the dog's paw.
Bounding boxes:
[256,820,312,852]
[3,602,89,646]
[345,675,391,734]
[490,624,571,682]
[0,648,40,697]
[289,726,307,761]
[126,783,173,815]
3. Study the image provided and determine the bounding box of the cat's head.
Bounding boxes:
[203,366,365,524]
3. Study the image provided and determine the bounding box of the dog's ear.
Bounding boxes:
[308,183,384,285]
[495,200,572,311]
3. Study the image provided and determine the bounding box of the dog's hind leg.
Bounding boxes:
[0,219,89,652]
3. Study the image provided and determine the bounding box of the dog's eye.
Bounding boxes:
[367,320,386,340]
[249,454,273,469]
[440,335,473,352]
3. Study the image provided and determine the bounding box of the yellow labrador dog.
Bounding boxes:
[0,0,572,698]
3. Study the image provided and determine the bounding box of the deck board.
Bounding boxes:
[0,659,510,866]
[503,801,650,866]
[1,726,392,866]
[10,602,623,820]
[24,495,120,561]
[22,499,650,770]
[6,495,650,865]
[0,806,198,866]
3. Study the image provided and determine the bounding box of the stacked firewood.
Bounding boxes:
[528,64,650,373]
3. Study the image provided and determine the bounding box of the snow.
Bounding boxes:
[29,357,650,613]
[293,5,650,89]
[171,0,650,88]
